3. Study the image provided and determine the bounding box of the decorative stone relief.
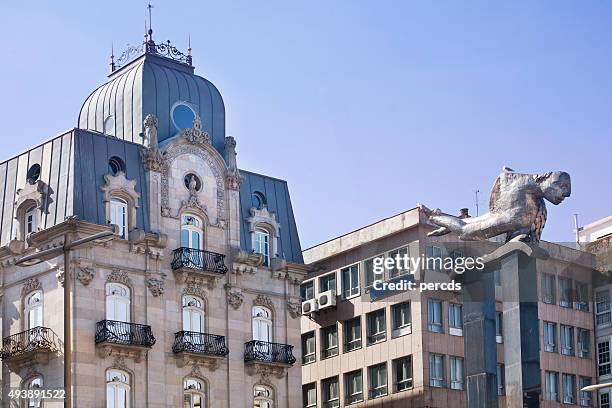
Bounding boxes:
[245,363,286,380]
[181,116,211,146]
[253,294,274,310]
[225,284,243,310]
[183,282,207,299]
[146,274,166,297]
[58,266,96,287]
[113,356,129,371]
[21,277,41,296]
[286,299,301,319]
[224,136,242,190]
[106,268,133,287]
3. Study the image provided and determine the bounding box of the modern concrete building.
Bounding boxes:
[580,216,612,408]
[0,29,307,408]
[300,208,598,407]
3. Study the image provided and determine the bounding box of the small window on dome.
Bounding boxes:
[172,103,196,131]
[26,164,41,185]
[252,192,266,210]
[108,156,125,175]
[103,115,115,136]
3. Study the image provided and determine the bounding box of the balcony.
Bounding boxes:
[171,247,228,288]
[0,327,61,368]
[244,340,296,366]
[95,320,155,362]
[172,331,229,369]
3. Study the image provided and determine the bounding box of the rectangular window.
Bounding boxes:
[429,353,445,388]
[322,377,339,408]
[559,277,573,308]
[321,325,338,359]
[303,383,316,408]
[302,331,316,364]
[343,317,362,352]
[254,230,270,266]
[544,322,557,352]
[450,356,464,390]
[364,258,379,288]
[542,273,556,304]
[366,309,386,345]
[319,273,336,293]
[341,265,360,298]
[368,363,388,399]
[393,356,413,392]
[388,246,409,278]
[602,393,611,408]
[391,302,411,337]
[578,329,590,358]
[110,199,128,239]
[560,325,574,356]
[579,377,592,407]
[344,370,363,405]
[495,312,503,343]
[576,282,589,311]
[562,374,576,404]
[545,371,559,401]
[449,303,463,336]
[596,290,611,326]
[427,299,443,333]
[301,281,315,301]
[425,245,443,271]
[598,341,611,376]
[497,364,505,396]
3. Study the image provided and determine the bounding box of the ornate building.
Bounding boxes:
[0,29,306,407]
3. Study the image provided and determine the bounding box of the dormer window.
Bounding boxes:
[254,228,270,267]
[104,115,115,136]
[25,206,37,235]
[110,198,128,239]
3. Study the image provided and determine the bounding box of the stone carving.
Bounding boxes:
[190,364,202,378]
[181,116,211,146]
[253,294,274,310]
[224,136,242,190]
[286,299,301,319]
[183,282,207,299]
[146,274,166,297]
[21,277,41,296]
[225,284,243,310]
[246,363,286,380]
[56,268,65,287]
[113,356,129,371]
[143,114,159,149]
[420,168,571,243]
[77,267,96,286]
[106,268,133,287]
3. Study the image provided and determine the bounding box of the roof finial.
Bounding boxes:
[144,19,148,43]
[147,4,154,40]
[187,34,192,66]
[110,43,116,73]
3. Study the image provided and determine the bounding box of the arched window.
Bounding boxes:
[110,198,128,239]
[25,291,43,330]
[105,283,130,323]
[254,228,270,267]
[182,295,205,333]
[106,369,130,408]
[23,375,43,408]
[252,306,272,342]
[183,378,206,408]
[253,385,273,408]
[181,214,203,250]
[24,205,38,236]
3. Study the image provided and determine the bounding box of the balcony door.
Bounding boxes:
[252,306,272,342]
[181,214,203,250]
[183,295,205,333]
[106,283,131,343]
[25,291,43,330]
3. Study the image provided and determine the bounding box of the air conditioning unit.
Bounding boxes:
[301,299,318,315]
[317,290,337,310]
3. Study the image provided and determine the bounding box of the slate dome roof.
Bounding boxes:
[78,41,225,155]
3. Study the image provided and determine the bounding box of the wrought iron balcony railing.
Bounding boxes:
[244,340,296,365]
[0,326,61,360]
[95,320,156,348]
[171,247,228,274]
[172,331,229,357]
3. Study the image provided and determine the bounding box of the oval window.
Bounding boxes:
[108,156,125,175]
[251,192,266,210]
[26,164,41,185]
[104,115,115,136]
[172,103,196,131]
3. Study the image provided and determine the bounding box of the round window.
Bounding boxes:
[103,115,115,136]
[26,164,41,185]
[172,103,196,131]
[184,173,202,192]
[251,192,266,209]
[108,156,125,175]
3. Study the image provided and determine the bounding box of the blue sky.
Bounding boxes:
[1,1,610,247]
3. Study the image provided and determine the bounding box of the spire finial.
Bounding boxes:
[187,34,192,66]
[110,43,116,73]
[144,19,148,43]
[147,4,154,40]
